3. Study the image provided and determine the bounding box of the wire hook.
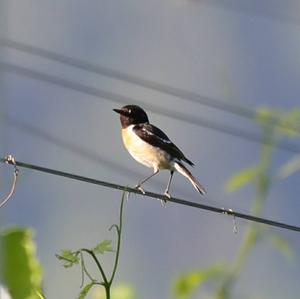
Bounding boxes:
[229,209,238,234]
[0,154,19,208]
[222,208,238,234]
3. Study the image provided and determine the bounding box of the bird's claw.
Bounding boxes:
[159,191,171,207]
[135,185,146,195]
[160,199,167,207]
[164,191,171,199]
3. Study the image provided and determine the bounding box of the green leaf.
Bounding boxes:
[267,233,294,261]
[225,166,259,193]
[173,264,224,298]
[0,227,43,299]
[56,249,80,268]
[278,109,300,138]
[77,282,95,299]
[92,240,113,255]
[277,154,300,179]
[255,107,300,137]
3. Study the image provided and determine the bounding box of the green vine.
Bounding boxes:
[56,191,126,299]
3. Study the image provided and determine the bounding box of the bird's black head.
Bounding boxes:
[113,105,149,128]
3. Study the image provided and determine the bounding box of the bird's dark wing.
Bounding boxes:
[133,123,194,166]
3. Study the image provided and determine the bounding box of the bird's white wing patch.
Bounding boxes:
[141,126,172,144]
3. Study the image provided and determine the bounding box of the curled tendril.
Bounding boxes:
[0,155,19,209]
[109,224,120,235]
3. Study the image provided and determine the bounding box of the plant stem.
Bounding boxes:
[81,248,109,286]
[75,192,126,299]
[105,285,110,299]
[109,191,125,285]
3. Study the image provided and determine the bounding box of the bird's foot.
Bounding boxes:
[160,199,167,207]
[164,191,171,199]
[160,191,171,207]
[135,184,146,195]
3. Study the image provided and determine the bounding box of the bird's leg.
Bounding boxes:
[163,170,174,200]
[135,169,159,194]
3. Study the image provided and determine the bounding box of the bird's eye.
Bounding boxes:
[128,109,131,113]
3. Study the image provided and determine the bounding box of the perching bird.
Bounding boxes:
[113,105,206,200]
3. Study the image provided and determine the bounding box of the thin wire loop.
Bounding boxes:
[222,208,238,234]
[0,155,19,209]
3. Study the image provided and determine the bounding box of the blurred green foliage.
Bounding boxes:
[173,107,300,299]
[173,264,225,299]
[277,154,300,179]
[225,165,259,192]
[92,284,135,299]
[265,233,294,262]
[256,107,300,138]
[0,227,43,299]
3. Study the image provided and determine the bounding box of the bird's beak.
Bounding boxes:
[113,108,129,116]
[113,108,122,114]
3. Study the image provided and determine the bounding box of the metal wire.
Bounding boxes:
[0,155,19,208]
[1,157,299,232]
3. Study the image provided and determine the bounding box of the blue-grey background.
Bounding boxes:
[1,1,300,298]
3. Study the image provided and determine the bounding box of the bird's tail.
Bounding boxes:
[174,161,206,195]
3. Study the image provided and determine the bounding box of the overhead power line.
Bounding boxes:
[1,38,300,134]
[1,61,300,154]
[1,157,299,232]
